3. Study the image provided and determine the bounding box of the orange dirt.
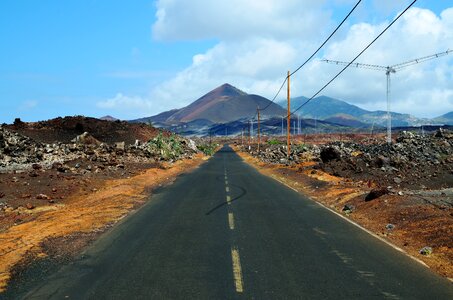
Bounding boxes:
[0,154,206,292]
[235,147,453,280]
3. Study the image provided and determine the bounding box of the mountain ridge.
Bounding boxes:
[135,83,286,124]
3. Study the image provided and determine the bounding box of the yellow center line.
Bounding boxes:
[228,212,235,230]
[226,187,230,193]
[226,195,231,205]
[225,180,229,185]
[231,247,244,293]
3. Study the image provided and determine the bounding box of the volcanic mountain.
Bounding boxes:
[141,84,286,124]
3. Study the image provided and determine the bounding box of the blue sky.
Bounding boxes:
[1,0,452,123]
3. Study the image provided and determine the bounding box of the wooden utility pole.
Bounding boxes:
[287,71,291,158]
[241,128,244,146]
[248,120,251,147]
[257,107,261,154]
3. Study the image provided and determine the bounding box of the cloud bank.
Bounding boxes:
[101,1,453,119]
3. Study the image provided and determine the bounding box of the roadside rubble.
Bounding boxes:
[241,129,453,191]
[0,126,199,172]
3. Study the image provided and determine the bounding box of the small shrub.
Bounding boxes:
[197,143,217,156]
[267,139,283,145]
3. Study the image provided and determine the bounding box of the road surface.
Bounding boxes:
[6,145,453,299]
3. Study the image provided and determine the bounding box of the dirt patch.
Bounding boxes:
[235,147,453,280]
[0,154,206,293]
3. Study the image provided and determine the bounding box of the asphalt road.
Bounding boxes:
[8,145,453,299]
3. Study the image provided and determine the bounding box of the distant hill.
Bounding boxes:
[136,83,286,125]
[432,112,453,125]
[324,114,369,128]
[5,116,161,144]
[99,115,119,121]
[132,109,180,124]
[278,96,369,119]
[277,95,429,127]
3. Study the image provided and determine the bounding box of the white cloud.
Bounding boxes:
[19,100,38,110]
[97,93,160,119]
[145,4,453,119]
[314,7,453,117]
[152,0,330,41]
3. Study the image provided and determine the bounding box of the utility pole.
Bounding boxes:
[298,114,300,135]
[257,107,261,154]
[241,128,244,146]
[281,116,284,136]
[287,70,291,158]
[248,120,251,149]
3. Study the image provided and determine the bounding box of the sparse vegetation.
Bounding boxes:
[267,138,284,145]
[197,143,218,156]
[147,133,184,160]
[293,143,308,152]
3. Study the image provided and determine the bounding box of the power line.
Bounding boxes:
[258,0,363,113]
[290,0,418,117]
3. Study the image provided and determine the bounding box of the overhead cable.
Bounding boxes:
[290,0,418,116]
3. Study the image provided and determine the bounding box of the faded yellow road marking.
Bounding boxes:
[226,195,231,205]
[225,180,229,185]
[226,186,230,193]
[231,247,244,293]
[228,212,235,230]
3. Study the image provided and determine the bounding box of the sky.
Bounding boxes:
[0,0,452,123]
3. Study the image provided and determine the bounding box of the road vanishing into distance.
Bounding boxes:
[7,145,453,299]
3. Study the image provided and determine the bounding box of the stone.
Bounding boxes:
[435,128,444,138]
[419,246,433,256]
[342,204,355,213]
[393,177,402,184]
[0,192,4,198]
[365,188,389,202]
[115,142,125,151]
[52,162,67,172]
[72,132,101,145]
[32,163,42,170]
[36,194,50,200]
[26,203,35,210]
[28,171,39,177]
[320,146,341,163]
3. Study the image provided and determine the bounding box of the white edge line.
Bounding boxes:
[273,177,430,269]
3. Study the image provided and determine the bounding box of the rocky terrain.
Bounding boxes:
[244,129,453,191]
[5,116,161,144]
[0,117,205,230]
